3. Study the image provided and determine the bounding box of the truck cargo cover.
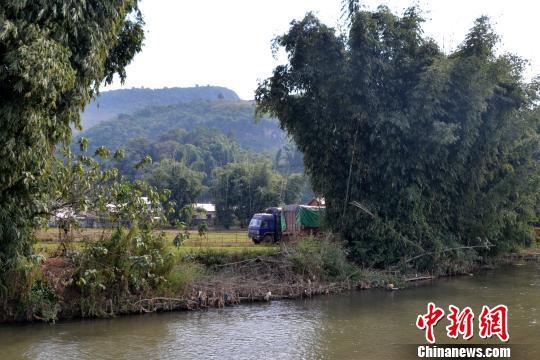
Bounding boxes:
[295,205,324,227]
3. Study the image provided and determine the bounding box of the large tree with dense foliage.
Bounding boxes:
[256,6,540,273]
[0,1,144,293]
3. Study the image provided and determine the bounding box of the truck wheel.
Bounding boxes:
[252,238,261,244]
[262,234,273,244]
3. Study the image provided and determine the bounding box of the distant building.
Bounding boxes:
[48,197,157,229]
[48,208,110,228]
[48,209,103,229]
[306,197,325,207]
[192,203,216,226]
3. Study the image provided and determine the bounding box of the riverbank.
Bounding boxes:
[4,262,539,359]
[164,244,540,317]
[502,247,540,262]
[4,234,538,323]
[121,251,398,315]
[50,240,400,321]
[1,236,399,323]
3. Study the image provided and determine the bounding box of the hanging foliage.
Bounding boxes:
[0,1,144,297]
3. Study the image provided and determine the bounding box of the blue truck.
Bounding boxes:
[248,207,281,244]
[247,205,324,244]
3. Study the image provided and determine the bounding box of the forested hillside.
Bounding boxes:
[77,99,286,153]
[81,86,240,129]
[105,126,310,223]
[74,86,309,224]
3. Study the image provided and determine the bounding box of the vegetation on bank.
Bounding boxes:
[3,234,395,323]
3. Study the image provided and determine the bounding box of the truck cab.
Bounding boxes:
[248,213,276,243]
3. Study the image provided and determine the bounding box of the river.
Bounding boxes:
[1,262,538,359]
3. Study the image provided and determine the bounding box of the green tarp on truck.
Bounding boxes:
[281,205,325,234]
[296,206,324,227]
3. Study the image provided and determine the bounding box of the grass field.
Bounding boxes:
[35,228,254,246]
[34,228,276,258]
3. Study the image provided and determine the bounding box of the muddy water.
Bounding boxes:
[1,263,539,359]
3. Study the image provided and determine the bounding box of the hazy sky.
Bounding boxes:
[107,0,540,99]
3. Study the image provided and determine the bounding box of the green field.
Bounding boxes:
[34,228,277,258]
[36,228,253,245]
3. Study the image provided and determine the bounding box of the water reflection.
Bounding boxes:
[0,263,538,359]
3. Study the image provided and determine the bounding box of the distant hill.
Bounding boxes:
[81,86,240,129]
[76,100,287,153]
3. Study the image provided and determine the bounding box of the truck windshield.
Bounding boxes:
[249,218,261,227]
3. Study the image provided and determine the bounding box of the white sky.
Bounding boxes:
[107,0,540,100]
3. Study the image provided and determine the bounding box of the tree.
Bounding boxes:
[43,142,169,232]
[173,221,190,248]
[198,222,209,240]
[0,1,144,296]
[212,162,282,228]
[281,173,307,205]
[2,140,171,320]
[109,127,244,187]
[274,143,305,174]
[144,159,206,221]
[256,7,540,273]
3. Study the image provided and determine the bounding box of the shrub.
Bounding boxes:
[286,236,357,281]
[74,227,176,316]
[180,247,280,269]
[25,279,60,323]
[159,262,204,296]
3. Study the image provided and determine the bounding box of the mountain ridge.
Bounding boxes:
[77,98,286,153]
[81,86,241,129]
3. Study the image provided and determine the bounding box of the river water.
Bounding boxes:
[1,262,538,359]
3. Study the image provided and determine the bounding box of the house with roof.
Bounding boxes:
[192,203,216,226]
